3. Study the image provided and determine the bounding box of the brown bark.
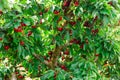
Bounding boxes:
[50,45,63,69]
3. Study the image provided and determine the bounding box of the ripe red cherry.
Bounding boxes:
[63,1,69,7]
[47,59,51,62]
[14,27,23,32]
[0,38,2,41]
[57,27,63,31]
[93,16,98,22]
[78,17,82,21]
[4,46,10,50]
[108,1,113,6]
[69,39,80,44]
[61,65,67,70]
[95,54,100,57]
[74,1,79,6]
[14,28,18,32]
[73,39,77,42]
[70,21,76,26]
[84,21,91,27]
[54,10,59,15]
[20,41,24,46]
[92,29,95,34]
[92,29,99,35]
[18,75,24,79]
[95,29,99,33]
[15,72,19,74]
[0,10,3,14]
[32,25,37,28]
[80,44,84,49]
[75,40,80,44]
[20,22,26,27]
[48,51,53,55]
[39,12,43,15]
[64,50,69,55]
[57,16,62,22]
[28,31,32,36]
[17,28,22,32]
[69,39,76,44]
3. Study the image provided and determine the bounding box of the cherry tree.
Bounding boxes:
[0,0,120,80]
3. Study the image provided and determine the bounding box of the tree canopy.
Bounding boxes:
[0,0,120,80]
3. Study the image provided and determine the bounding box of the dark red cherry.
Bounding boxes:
[57,27,63,31]
[20,41,24,46]
[4,46,10,50]
[74,1,79,6]
[54,10,59,15]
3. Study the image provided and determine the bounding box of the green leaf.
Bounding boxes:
[20,0,27,4]
[64,16,70,21]
[17,44,22,57]
[56,70,65,80]
[64,32,70,41]
[70,62,79,70]
[14,4,22,12]
[0,43,2,49]
[72,77,80,80]
[0,3,3,10]
[4,22,13,28]
[40,70,54,80]
[23,18,31,26]
[101,9,110,15]
[92,10,98,17]
[103,16,109,25]
[13,22,20,28]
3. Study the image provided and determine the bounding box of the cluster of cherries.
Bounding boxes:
[47,50,68,72]
[15,71,24,79]
[53,2,99,37]
[53,0,79,32]
[63,0,79,7]
[14,22,26,32]
[69,38,87,49]
[2,22,37,51]
[0,1,114,79]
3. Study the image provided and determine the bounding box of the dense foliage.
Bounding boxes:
[0,0,120,80]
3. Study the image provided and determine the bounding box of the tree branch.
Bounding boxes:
[32,53,51,67]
